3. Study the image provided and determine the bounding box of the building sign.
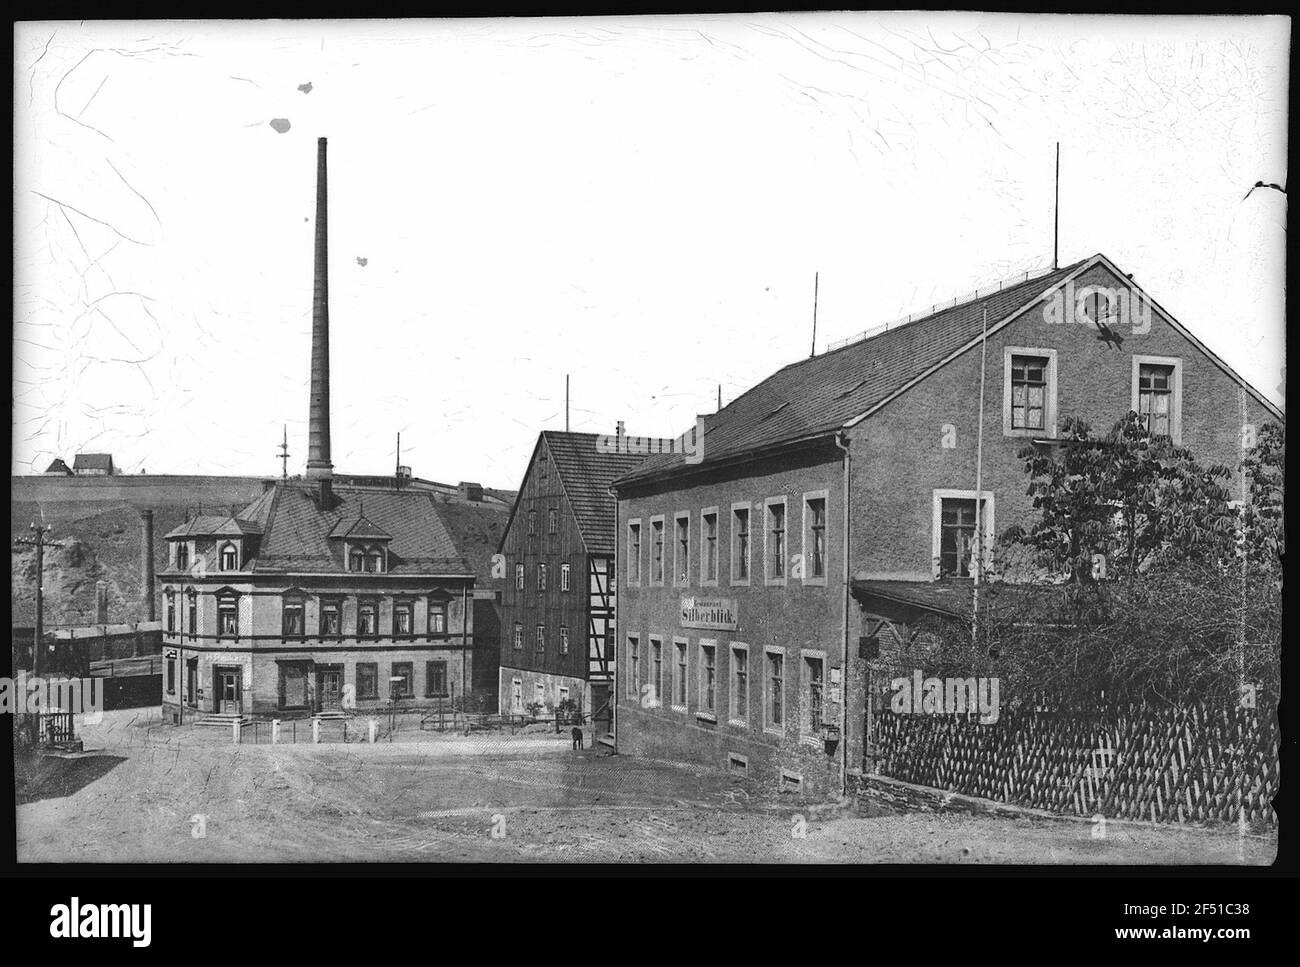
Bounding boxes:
[680,596,738,631]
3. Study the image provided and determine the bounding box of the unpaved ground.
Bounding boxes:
[15,709,1276,865]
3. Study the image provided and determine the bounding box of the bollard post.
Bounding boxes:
[293,721,297,744]
[272,719,281,744]
[368,719,377,744]
[312,718,320,744]
[232,718,241,745]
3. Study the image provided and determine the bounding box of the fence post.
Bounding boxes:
[232,719,240,745]
[368,719,377,744]
[312,718,321,744]
[272,719,281,744]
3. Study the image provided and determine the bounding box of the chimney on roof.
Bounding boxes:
[306,137,334,484]
[458,481,483,503]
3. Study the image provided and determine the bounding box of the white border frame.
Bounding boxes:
[673,511,691,588]
[763,644,787,735]
[649,514,666,586]
[799,648,828,743]
[626,634,641,700]
[626,517,642,587]
[1003,347,1058,438]
[800,489,830,586]
[671,635,690,712]
[648,635,665,709]
[931,489,996,580]
[1131,354,1183,445]
[696,637,718,720]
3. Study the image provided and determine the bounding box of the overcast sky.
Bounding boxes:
[13,15,1288,487]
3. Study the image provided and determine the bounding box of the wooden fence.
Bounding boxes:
[868,696,1278,827]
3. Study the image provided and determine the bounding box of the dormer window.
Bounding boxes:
[350,549,364,572]
[176,542,189,571]
[219,542,238,571]
[366,550,383,573]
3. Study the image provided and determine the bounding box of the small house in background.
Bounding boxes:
[73,453,116,476]
[43,458,74,476]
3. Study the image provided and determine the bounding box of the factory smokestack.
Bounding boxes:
[140,509,155,621]
[306,137,334,482]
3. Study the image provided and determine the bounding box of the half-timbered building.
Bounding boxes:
[496,431,644,740]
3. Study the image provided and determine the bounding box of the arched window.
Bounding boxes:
[220,543,238,571]
[176,542,189,570]
[366,550,383,573]
[349,548,364,572]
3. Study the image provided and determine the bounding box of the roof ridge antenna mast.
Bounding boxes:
[1053,141,1060,271]
[809,271,819,358]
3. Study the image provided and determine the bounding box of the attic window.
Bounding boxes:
[219,543,238,571]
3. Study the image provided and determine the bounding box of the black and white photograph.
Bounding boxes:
[7,11,1286,896]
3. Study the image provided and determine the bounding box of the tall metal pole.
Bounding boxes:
[972,309,988,641]
[565,375,570,432]
[810,272,819,357]
[1053,142,1060,271]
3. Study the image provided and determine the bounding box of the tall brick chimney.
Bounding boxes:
[140,508,156,621]
[306,137,334,483]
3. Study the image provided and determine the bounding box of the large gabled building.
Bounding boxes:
[159,137,481,722]
[611,253,1283,799]
[496,431,645,737]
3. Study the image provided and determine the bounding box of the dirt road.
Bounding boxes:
[15,710,1276,865]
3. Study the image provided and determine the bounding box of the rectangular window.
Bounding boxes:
[731,645,748,723]
[628,521,642,584]
[700,643,716,714]
[651,638,664,708]
[1138,363,1174,437]
[548,508,558,534]
[217,599,238,638]
[357,599,378,637]
[390,662,413,699]
[803,493,827,584]
[766,651,784,730]
[187,597,196,636]
[935,494,994,578]
[627,635,641,699]
[167,659,176,695]
[766,499,787,584]
[651,517,665,584]
[732,505,750,584]
[527,510,537,535]
[166,599,175,633]
[513,622,523,650]
[559,625,570,655]
[535,624,546,657]
[702,510,718,584]
[560,562,571,592]
[393,600,413,637]
[673,639,688,708]
[425,660,448,697]
[805,656,824,731]
[428,599,448,634]
[1010,354,1048,430]
[515,563,524,591]
[356,662,378,700]
[537,563,547,591]
[320,599,341,637]
[674,513,690,585]
[282,599,304,638]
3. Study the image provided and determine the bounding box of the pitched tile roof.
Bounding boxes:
[249,484,472,576]
[507,432,647,557]
[853,579,1064,619]
[327,514,392,541]
[163,515,263,539]
[73,453,114,471]
[615,259,1089,487]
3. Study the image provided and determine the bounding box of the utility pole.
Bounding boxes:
[14,523,64,745]
[1053,142,1060,271]
[565,375,570,432]
[810,271,819,357]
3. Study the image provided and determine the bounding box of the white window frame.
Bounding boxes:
[1003,347,1058,438]
[671,511,691,588]
[627,517,642,586]
[729,642,749,727]
[697,638,718,721]
[560,562,571,592]
[730,502,752,587]
[648,635,665,709]
[699,507,719,587]
[931,489,996,580]
[626,635,641,700]
[1131,354,1183,445]
[671,636,689,712]
[764,496,788,587]
[763,645,786,735]
[559,624,570,655]
[800,648,828,744]
[649,514,666,587]
[800,490,830,587]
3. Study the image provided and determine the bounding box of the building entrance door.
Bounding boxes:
[186,659,198,706]
[318,668,343,711]
[216,667,242,714]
